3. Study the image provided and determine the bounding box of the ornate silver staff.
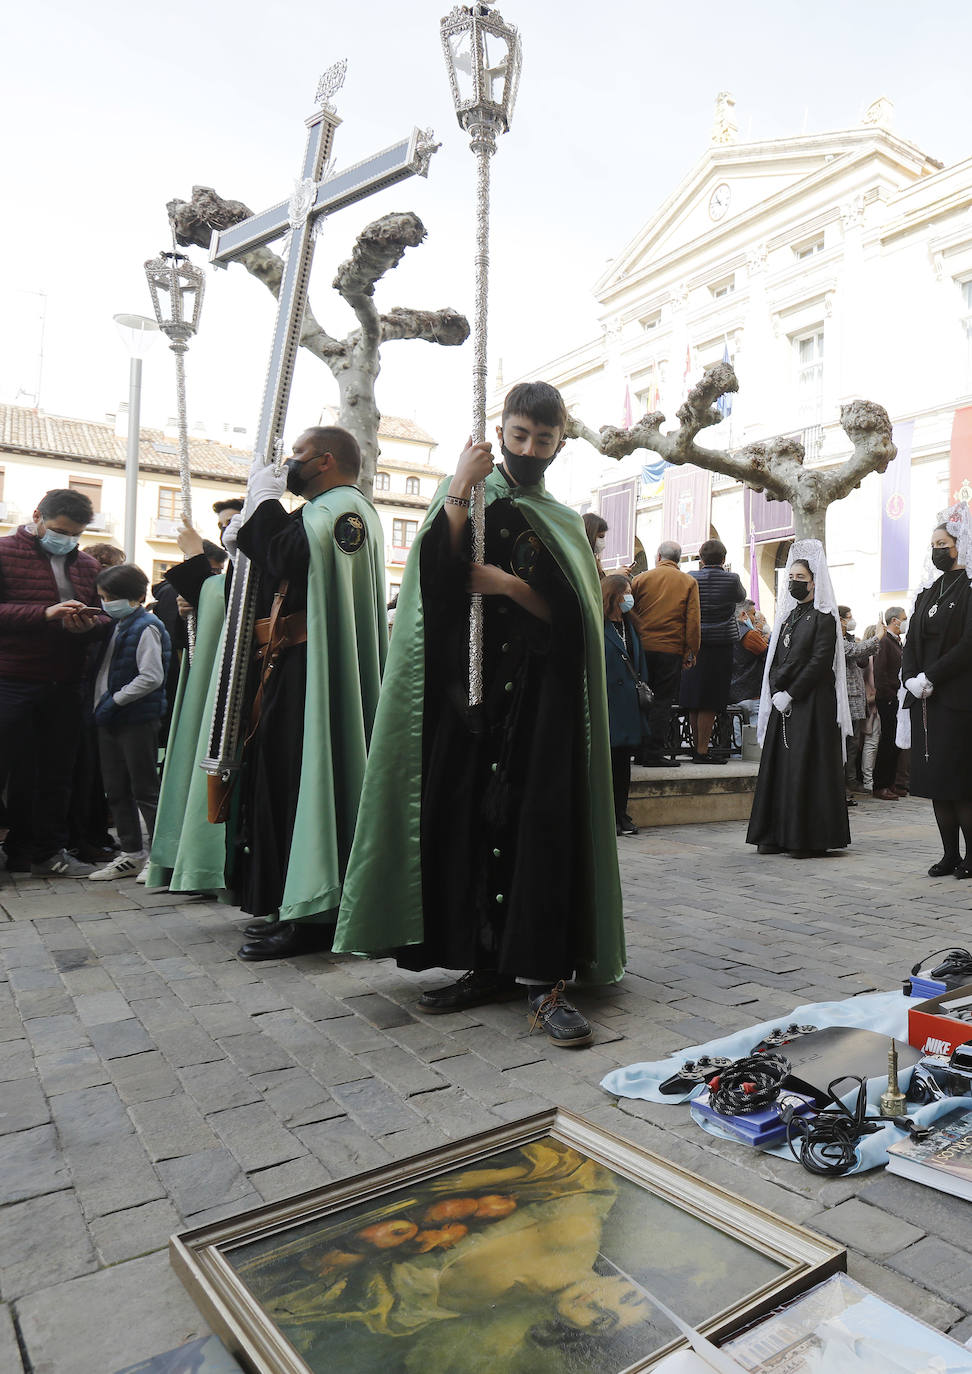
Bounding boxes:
[144,244,206,656]
[441,2,522,706]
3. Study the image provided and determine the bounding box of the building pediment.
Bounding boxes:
[595,126,938,305]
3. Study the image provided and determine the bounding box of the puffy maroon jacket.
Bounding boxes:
[0,526,104,682]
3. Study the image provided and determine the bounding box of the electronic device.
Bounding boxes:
[658,1055,733,1096]
[903,947,972,999]
[691,1088,817,1149]
[780,1028,920,1106]
[751,1022,817,1054]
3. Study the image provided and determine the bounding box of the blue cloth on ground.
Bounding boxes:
[599,990,968,1172]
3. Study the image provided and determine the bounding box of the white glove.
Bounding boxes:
[905,673,933,699]
[248,459,287,508]
[772,690,793,713]
[220,511,244,560]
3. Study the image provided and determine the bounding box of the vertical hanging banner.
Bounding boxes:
[880,418,914,594]
[598,477,638,570]
[662,466,712,558]
[743,486,795,544]
[749,523,760,610]
[950,405,972,504]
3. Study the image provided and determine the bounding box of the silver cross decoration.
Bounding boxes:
[201,63,438,779]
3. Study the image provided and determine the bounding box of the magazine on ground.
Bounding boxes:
[655,1273,972,1373]
[886,1105,972,1200]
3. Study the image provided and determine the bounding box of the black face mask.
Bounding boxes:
[931,546,956,572]
[499,441,555,488]
[285,458,314,495]
[789,579,811,601]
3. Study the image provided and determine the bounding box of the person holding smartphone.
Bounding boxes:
[0,488,105,876]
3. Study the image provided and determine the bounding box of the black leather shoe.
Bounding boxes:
[618,814,639,836]
[418,971,520,1014]
[928,856,961,877]
[640,756,680,768]
[955,864,972,880]
[528,982,593,1047]
[242,919,278,939]
[238,924,303,961]
[757,843,782,855]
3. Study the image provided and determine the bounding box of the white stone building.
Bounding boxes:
[495,96,972,621]
[0,404,249,584]
[321,408,445,600]
[1,404,444,601]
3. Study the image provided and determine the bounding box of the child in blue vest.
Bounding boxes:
[89,564,171,882]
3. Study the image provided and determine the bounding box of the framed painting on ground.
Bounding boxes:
[171,1109,844,1374]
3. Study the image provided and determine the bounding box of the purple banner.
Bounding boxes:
[598,477,638,569]
[881,419,914,594]
[743,486,795,544]
[662,466,712,557]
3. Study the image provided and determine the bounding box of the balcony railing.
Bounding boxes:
[386,544,413,566]
[0,501,9,524]
[150,517,183,540]
[86,511,113,533]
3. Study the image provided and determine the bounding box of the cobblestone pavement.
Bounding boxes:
[1,796,971,1371]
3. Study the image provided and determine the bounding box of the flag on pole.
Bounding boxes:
[622,381,633,429]
[748,523,759,610]
[716,342,733,419]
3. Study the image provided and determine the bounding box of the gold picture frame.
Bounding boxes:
[171,1109,844,1374]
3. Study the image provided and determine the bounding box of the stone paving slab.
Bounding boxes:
[2,797,972,1370]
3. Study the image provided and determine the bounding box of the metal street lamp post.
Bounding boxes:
[112,313,159,561]
[144,246,206,654]
[441,1,522,706]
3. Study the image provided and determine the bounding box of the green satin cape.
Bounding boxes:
[278,487,387,922]
[146,573,228,893]
[333,468,625,983]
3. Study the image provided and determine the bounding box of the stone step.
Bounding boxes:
[628,759,759,827]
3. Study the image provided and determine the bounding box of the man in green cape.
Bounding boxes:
[232,426,387,960]
[334,383,624,1045]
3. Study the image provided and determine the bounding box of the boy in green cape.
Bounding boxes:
[334,383,624,1046]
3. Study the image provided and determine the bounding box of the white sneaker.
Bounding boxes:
[89,851,147,882]
[135,858,151,885]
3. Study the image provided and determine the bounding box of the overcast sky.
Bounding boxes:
[2,0,970,485]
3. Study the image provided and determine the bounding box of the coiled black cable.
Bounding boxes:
[783,1075,884,1176]
[706,1052,790,1116]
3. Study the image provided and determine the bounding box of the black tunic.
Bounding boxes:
[746,606,850,852]
[903,572,972,801]
[233,503,310,919]
[399,475,590,982]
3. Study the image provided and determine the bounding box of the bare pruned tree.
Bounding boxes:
[167,187,470,500]
[565,359,896,545]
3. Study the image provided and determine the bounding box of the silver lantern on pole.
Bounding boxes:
[441,1,522,706]
[144,244,206,655]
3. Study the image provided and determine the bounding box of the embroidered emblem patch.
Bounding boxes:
[334,512,366,554]
[511,530,543,582]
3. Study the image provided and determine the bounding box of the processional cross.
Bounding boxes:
[202,62,438,778]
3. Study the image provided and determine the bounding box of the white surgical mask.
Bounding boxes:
[595,536,606,554]
[620,593,634,613]
[846,618,856,632]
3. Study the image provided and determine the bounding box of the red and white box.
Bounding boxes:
[908,984,972,1058]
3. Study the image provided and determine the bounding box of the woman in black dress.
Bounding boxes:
[679,539,746,762]
[602,574,649,836]
[902,507,972,877]
[746,541,851,857]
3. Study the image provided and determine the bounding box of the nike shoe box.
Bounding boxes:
[908,984,972,1059]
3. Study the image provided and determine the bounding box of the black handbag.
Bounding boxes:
[610,621,654,714]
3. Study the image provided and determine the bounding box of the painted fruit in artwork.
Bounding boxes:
[474,1194,517,1220]
[410,1224,469,1252]
[356,1220,419,1248]
[421,1198,479,1224]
